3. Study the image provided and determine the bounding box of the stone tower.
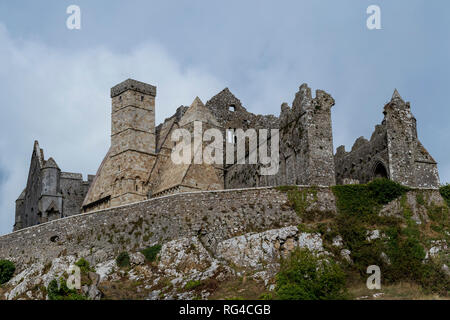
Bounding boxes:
[39,158,63,223]
[278,84,336,186]
[110,79,156,156]
[384,89,439,188]
[109,79,157,206]
[82,79,158,212]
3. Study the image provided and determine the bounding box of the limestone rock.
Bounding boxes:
[341,249,352,264]
[332,235,343,247]
[130,252,145,266]
[158,237,217,279]
[215,226,325,269]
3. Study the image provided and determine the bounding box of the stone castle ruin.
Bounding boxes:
[14,141,94,231]
[334,89,439,188]
[13,79,440,230]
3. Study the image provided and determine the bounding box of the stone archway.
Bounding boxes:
[373,161,388,179]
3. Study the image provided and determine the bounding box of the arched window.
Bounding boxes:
[373,162,388,179]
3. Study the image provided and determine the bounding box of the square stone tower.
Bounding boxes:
[82,79,159,212]
[109,79,158,206]
[111,79,156,155]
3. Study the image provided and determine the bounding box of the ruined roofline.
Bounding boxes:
[336,89,410,156]
[33,140,45,168]
[43,157,59,170]
[60,172,94,182]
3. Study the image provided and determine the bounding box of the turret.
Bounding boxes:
[41,157,60,195]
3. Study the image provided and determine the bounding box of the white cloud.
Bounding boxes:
[0,24,225,235]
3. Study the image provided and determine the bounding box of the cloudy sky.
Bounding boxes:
[0,0,449,235]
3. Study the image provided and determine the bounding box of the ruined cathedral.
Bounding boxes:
[14,79,440,231]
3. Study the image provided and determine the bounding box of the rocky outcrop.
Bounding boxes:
[0,226,328,300]
[1,186,448,300]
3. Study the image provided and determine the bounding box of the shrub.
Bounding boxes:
[332,179,409,218]
[141,244,162,262]
[440,184,450,207]
[184,280,202,291]
[384,224,425,281]
[116,252,130,268]
[331,179,410,275]
[259,292,274,300]
[0,260,16,284]
[418,260,450,295]
[367,178,410,205]
[75,258,94,274]
[275,248,347,300]
[47,278,86,300]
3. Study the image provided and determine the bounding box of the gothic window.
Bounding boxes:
[373,162,388,179]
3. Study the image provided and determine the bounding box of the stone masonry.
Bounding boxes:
[4,187,334,271]
[14,141,93,231]
[13,79,441,230]
[334,90,440,188]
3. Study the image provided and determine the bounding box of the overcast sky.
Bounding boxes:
[0,0,449,235]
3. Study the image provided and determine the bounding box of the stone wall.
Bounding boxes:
[334,90,440,189]
[225,84,336,189]
[60,173,93,218]
[0,187,336,272]
[334,124,389,185]
[14,141,92,231]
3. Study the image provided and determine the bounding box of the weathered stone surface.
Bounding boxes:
[14,141,92,231]
[158,237,220,280]
[1,187,304,272]
[130,252,145,266]
[216,226,325,269]
[14,79,441,234]
[335,90,439,189]
[4,255,77,300]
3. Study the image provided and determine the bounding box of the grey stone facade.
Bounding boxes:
[14,141,93,231]
[13,80,440,231]
[334,90,440,188]
[207,84,336,189]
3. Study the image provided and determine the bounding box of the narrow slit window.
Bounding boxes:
[227,129,235,144]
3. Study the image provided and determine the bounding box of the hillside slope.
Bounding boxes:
[1,180,449,300]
